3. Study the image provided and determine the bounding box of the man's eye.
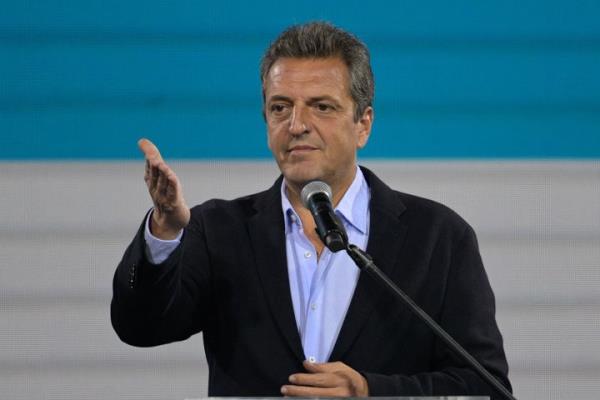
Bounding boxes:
[270,104,286,113]
[316,103,333,112]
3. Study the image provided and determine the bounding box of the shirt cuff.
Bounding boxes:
[143,209,183,264]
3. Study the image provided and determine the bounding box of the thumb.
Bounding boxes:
[138,138,163,161]
[303,360,330,373]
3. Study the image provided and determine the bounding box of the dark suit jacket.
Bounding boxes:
[111,167,511,398]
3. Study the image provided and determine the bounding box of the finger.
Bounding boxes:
[164,170,180,197]
[144,159,151,185]
[303,360,340,373]
[138,138,163,162]
[147,161,164,196]
[156,169,167,196]
[281,384,347,398]
[150,162,160,190]
[158,164,181,200]
[156,163,171,198]
[289,372,342,388]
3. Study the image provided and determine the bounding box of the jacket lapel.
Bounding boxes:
[247,168,415,363]
[247,178,305,362]
[329,167,410,361]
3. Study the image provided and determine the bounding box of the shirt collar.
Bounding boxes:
[280,166,370,235]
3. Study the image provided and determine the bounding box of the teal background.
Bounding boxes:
[1,0,599,159]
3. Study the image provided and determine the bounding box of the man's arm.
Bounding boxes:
[111,139,210,347]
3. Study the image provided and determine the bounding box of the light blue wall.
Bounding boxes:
[2,0,599,159]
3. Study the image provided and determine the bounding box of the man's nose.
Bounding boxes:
[289,106,310,136]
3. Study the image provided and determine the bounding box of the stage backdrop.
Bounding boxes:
[1,2,599,400]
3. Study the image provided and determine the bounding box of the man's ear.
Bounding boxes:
[356,106,374,149]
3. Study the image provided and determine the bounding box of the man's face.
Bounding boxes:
[264,57,373,192]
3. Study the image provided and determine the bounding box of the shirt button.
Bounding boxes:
[304,251,311,258]
[308,356,316,363]
[310,303,317,310]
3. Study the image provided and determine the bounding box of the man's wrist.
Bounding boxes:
[144,209,182,265]
[150,209,183,240]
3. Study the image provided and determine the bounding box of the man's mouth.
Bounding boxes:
[288,145,317,153]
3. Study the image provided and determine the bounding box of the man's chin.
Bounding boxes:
[281,168,324,188]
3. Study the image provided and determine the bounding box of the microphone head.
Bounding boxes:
[300,181,332,208]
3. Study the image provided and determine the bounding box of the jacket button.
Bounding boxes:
[128,263,137,288]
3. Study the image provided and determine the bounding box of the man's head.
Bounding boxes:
[261,22,375,199]
[260,22,374,122]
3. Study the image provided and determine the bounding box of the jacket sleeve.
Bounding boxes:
[110,207,212,347]
[362,225,512,399]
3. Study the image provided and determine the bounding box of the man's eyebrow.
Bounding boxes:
[267,95,293,103]
[266,95,343,108]
[306,96,342,106]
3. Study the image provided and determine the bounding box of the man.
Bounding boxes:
[111,22,511,398]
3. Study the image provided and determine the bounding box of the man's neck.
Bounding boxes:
[285,166,358,213]
[284,166,358,259]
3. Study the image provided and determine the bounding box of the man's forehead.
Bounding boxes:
[270,56,348,76]
[264,57,351,97]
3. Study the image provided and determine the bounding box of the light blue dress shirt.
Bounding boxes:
[144,167,370,363]
[281,167,370,363]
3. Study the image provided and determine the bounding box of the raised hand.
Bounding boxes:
[138,138,191,239]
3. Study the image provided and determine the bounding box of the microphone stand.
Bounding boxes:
[345,244,517,400]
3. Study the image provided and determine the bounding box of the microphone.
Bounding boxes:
[300,181,348,252]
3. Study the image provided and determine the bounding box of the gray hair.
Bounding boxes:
[260,21,374,121]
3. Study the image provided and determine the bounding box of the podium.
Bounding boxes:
[185,397,490,400]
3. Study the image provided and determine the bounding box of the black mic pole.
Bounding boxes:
[345,244,517,400]
[301,180,515,399]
